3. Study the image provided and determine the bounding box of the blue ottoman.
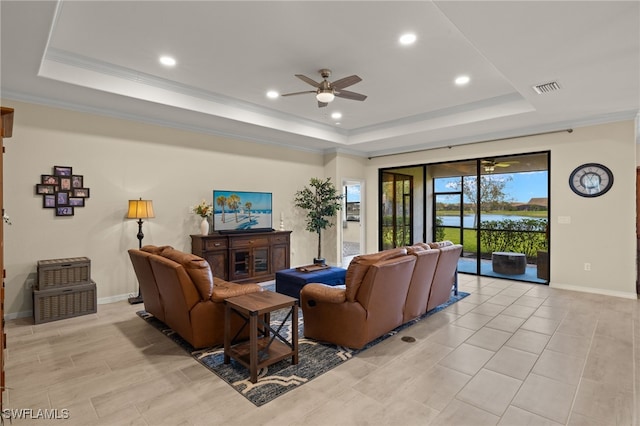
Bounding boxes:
[275,267,347,299]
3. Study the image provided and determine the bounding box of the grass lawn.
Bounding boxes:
[442,228,478,253]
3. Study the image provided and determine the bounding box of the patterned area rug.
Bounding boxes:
[136,290,469,406]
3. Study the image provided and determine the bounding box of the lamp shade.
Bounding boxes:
[127,198,155,219]
[316,90,335,103]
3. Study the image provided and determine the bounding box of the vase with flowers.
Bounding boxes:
[193,199,213,235]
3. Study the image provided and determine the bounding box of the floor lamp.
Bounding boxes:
[127,198,155,304]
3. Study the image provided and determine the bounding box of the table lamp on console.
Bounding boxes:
[126,197,155,304]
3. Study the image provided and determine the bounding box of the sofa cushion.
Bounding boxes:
[406,243,430,254]
[160,248,213,300]
[344,247,407,302]
[211,277,263,302]
[141,245,173,255]
[427,241,453,249]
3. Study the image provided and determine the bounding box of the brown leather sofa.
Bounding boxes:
[425,241,463,311]
[128,245,262,349]
[300,242,462,349]
[403,244,441,322]
[301,248,416,349]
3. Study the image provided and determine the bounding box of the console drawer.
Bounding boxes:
[271,234,290,244]
[231,237,269,248]
[204,239,228,250]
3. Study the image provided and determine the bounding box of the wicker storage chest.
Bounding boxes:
[37,257,91,290]
[33,281,97,324]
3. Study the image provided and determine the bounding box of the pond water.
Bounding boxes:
[438,214,547,228]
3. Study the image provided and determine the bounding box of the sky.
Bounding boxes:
[346,185,361,202]
[501,171,548,202]
[435,171,548,203]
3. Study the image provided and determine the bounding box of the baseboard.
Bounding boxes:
[4,310,32,320]
[550,282,638,300]
[3,293,134,321]
[98,293,131,304]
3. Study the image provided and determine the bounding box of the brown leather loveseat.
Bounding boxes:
[128,245,262,349]
[300,242,462,349]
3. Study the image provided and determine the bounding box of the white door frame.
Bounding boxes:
[341,178,365,266]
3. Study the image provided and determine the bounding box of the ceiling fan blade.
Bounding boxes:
[332,75,362,90]
[335,89,367,101]
[495,163,511,167]
[281,90,315,97]
[295,74,320,87]
[317,101,328,108]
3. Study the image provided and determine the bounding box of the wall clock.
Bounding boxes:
[568,163,613,197]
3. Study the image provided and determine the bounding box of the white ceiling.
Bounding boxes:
[1,1,639,158]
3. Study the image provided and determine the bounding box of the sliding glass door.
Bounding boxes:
[432,152,549,283]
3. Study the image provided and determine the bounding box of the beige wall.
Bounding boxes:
[2,100,637,318]
[3,100,328,317]
[365,120,637,299]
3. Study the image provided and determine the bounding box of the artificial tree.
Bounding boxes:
[294,177,344,264]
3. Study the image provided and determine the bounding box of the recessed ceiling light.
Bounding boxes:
[455,75,470,86]
[266,91,279,99]
[331,112,342,119]
[159,56,176,67]
[399,33,417,45]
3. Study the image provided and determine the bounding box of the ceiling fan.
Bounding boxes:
[482,159,519,172]
[281,69,367,108]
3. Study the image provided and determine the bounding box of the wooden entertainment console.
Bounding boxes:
[191,230,291,284]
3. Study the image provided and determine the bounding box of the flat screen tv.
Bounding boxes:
[212,190,273,233]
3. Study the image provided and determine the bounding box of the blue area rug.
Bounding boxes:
[136,289,469,406]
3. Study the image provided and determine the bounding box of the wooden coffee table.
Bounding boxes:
[223,290,298,383]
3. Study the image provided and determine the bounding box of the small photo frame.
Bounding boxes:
[43,194,56,208]
[56,191,69,206]
[71,175,83,188]
[69,197,85,207]
[59,177,72,191]
[53,166,72,176]
[36,184,56,195]
[56,206,74,216]
[73,188,90,198]
[41,175,59,185]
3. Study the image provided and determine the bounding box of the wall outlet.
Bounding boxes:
[584,263,591,271]
[25,278,35,289]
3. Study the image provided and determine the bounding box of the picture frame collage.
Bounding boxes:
[35,165,90,216]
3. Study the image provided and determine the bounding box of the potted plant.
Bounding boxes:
[294,177,344,265]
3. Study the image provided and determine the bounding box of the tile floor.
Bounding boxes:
[4,274,639,425]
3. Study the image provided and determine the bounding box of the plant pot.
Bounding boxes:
[313,257,326,266]
[537,250,549,280]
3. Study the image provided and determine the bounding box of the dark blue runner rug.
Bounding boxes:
[137,289,469,406]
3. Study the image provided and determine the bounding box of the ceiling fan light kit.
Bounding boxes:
[316,90,335,103]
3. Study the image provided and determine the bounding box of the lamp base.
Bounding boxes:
[128,295,144,305]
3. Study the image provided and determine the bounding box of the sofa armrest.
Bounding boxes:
[301,283,346,304]
[211,281,262,302]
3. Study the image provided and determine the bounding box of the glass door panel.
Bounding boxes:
[253,247,269,275]
[434,193,462,244]
[477,153,549,282]
[232,250,250,279]
[381,172,413,249]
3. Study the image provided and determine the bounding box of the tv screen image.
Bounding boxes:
[212,190,273,232]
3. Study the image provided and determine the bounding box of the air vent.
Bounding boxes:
[533,81,561,94]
